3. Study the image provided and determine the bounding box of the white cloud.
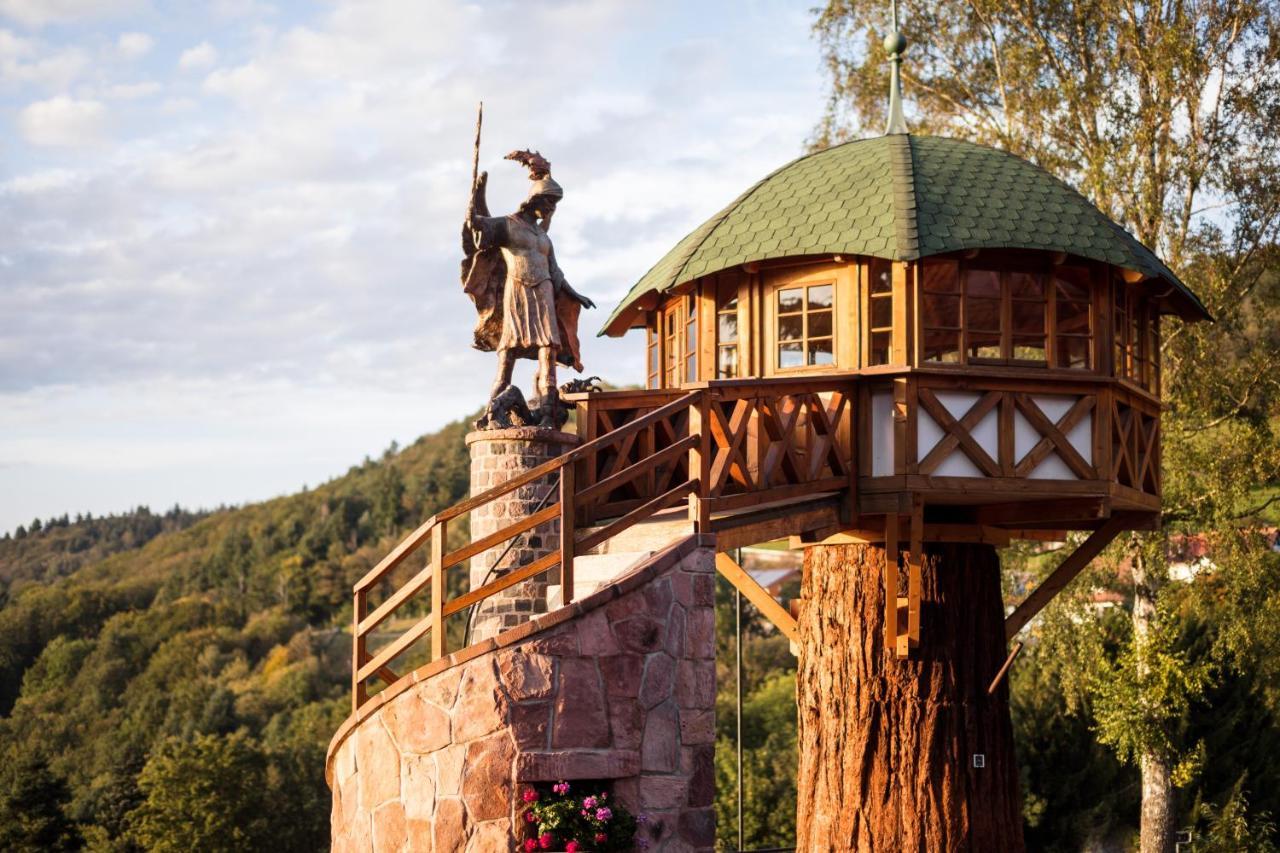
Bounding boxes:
[0,0,141,28]
[178,40,217,70]
[16,95,107,145]
[0,29,87,88]
[105,79,159,98]
[116,30,151,58]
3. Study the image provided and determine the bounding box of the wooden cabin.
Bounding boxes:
[594,134,1209,527]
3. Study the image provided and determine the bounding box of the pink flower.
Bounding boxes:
[522,789,538,803]
[582,796,598,810]
[552,781,570,795]
[565,843,580,853]
[524,812,536,823]
[595,832,608,843]
[539,833,553,850]
[595,806,613,821]
[524,840,537,852]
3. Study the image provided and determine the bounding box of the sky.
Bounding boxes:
[0,0,828,534]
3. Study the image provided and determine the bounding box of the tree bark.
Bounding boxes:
[1132,550,1175,853]
[795,542,1025,852]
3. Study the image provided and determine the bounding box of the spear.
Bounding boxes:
[471,101,483,192]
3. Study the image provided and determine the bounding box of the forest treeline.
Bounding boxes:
[0,421,470,851]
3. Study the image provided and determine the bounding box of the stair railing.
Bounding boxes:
[349,390,702,711]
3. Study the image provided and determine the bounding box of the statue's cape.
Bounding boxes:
[461,188,582,371]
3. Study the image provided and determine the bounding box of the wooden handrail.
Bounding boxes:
[574,434,697,507]
[354,514,437,593]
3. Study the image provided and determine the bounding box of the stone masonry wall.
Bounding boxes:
[466,428,578,642]
[327,534,718,852]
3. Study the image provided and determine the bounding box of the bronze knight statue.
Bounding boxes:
[462,144,594,430]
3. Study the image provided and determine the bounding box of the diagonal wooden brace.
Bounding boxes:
[714,552,798,642]
[1004,514,1132,641]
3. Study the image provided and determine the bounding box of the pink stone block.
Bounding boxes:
[509,701,551,751]
[514,749,640,781]
[692,573,716,606]
[576,608,620,656]
[679,708,716,745]
[552,658,609,749]
[401,753,437,821]
[613,617,665,654]
[685,608,715,656]
[641,701,680,772]
[356,721,401,810]
[435,744,466,798]
[639,775,688,810]
[432,798,466,853]
[608,699,644,750]
[684,744,715,808]
[599,654,644,698]
[676,660,716,710]
[663,605,687,660]
[496,650,554,701]
[405,818,434,853]
[465,819,513,852]
[371,800,407,852]
[462,732,516,821]
[383,692,451,754]
[639,653,675,710]
[453,661,507,743]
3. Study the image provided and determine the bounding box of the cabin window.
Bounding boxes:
[775,281,834,370]
[716,283,739,379]
[646,322,661,389]
[1114,281,1158,392]
[663,303,680,386]
[1052,266,1092,369]
[867,259,893,365]
[683,293,698,383]
[921,260,961,363]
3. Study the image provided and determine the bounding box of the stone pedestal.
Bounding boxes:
[466,428,579,642]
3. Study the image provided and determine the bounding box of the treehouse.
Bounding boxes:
[329,34,1211,852]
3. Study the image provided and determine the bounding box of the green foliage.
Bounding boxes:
[127,733,270,852]
[713,570,799,851]
[0,751,82,852]
[0,421,472,849]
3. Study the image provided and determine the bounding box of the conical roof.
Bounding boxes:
[600,134,1208,336]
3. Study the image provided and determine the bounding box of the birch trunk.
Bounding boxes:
[795,542,1025,851]
[1133,550,1175,853]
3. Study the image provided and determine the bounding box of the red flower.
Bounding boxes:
[595,832,608,843]
[522,788,538,803]
[539,832,553,850]
[565,842,580,853]
[524,811,536,823]
[523,840,537,852]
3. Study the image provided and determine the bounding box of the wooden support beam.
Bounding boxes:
[987,641,1024,695]
[430,520,445,661]
[977,497,1109,527]
[885,513,900,656]
[560,464,575,605]
[714,552,798,643]
[907,498,923,647]
[1004,514,1131,640]
[790,522,1011,548]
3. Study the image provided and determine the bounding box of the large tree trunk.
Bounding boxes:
[795,542,1025,851]
[1133,550,1175,853]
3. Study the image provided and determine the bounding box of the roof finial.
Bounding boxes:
[884,0,908,135]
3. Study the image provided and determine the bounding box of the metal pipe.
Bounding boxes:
[736,547,744,852]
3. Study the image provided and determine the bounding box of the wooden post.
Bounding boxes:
[430,520,445,661]
[559,464,576,605]
[687,391,711,531]
[908,497,923,648]
[352,588,368,713]
[885,512,899,653]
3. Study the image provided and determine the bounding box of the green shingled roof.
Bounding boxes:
[601,134,1208,335]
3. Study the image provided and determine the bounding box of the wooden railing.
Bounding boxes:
[350,370,1158,711]
[350,391,702,711]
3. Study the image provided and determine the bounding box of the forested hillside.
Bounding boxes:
[0,418,471,852]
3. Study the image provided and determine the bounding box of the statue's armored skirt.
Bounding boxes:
[472,212,564,351]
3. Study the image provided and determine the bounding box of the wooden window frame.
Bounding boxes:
[645,320,661,389]
[766,276,837,375]
[715,277,740,380]
[864,258,894,366]
[683,292,698,383]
